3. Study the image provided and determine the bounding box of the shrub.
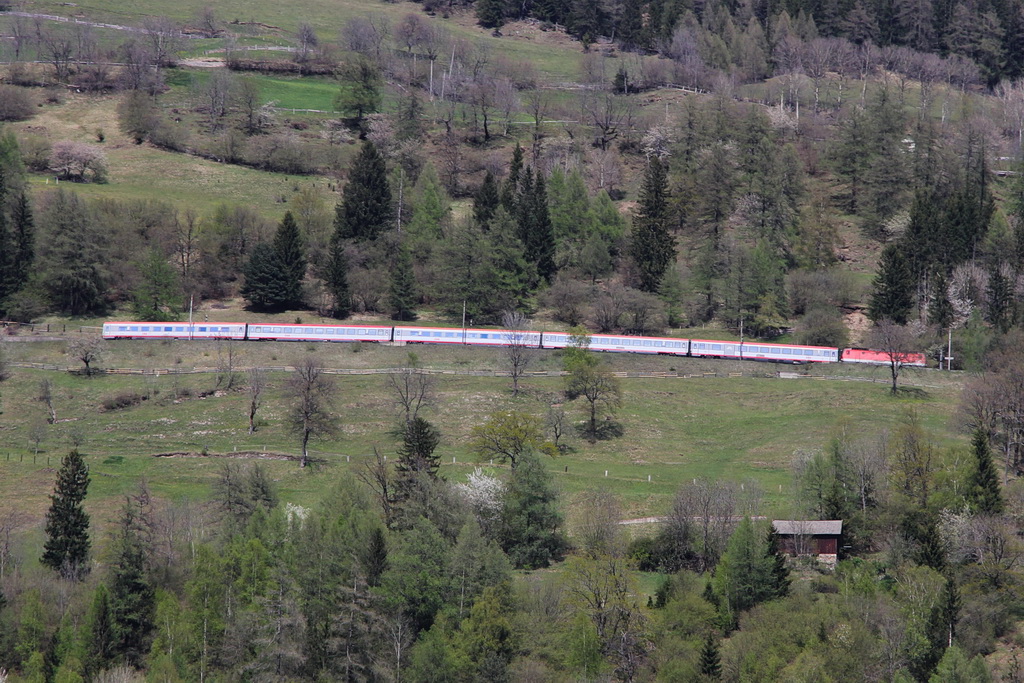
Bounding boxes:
[102,392,146,411]
[0,85,36,121]
[19,135,52,172]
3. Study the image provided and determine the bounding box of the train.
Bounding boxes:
[101,321,928,367]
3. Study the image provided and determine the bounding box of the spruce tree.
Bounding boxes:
[698,632,722,679]
[967,428,1004,514]
[476,0,507,28]
[389,245,417,321]
[240,243,290,311]
[631,157,676,292]
[396,417,441,477]
[928,269,954,329]
[0,165,9,304]
[38,190,108,315]
[335,141,392,241]
[473,171,501,228]
[273,211,306,308]
[108,499,155,666]
[501,144,524,212]
[868,243,914,323]
[326,241,351,319]
[41,450,91,580]
[985,261,1013,333]
[84,584,114,677]
[764,524,791,599]
[523,170,556,283]
[12,192,36,292]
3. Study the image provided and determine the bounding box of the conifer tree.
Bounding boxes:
[273,211,306,308]
[38,190,108,315]
[698,632,722,679]
[41,450,91,580]
[985,261,1013,333]
[473,171,501,228]
[476,0,507,28]
[389,245,417,321]
[133,249,181,322]
[108,499,155,666]
[764,524,791,599]
[396,416,441,477]
[335,141,392,241]
[500,144,524,212]
[928,269,954,329]
[521,170,556,283]
[240,243,290,311]
[630,157,675,292]
[0,165,9,303]
[869,244,914,323]
[84,584,114,677]
[967,428,1004,514]
[326,241,351,319]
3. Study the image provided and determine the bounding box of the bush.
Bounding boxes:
[797,306,849,348]
[19,135,52,172]
[102,392,147,411]
[0,85,36,121]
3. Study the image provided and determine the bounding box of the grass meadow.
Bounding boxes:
[0,334,965,540]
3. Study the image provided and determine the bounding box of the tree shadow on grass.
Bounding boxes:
[577,420,625,442]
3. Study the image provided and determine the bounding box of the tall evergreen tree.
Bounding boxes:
[0,165,9,304]
[631,157,675,292]
[498,452,567,569]
[764,525,791,599]
[520,170,556,283]
[108,498,155,666]
[326,241,351,319]
[396,416,441,477]
[84,584,114,677]
[476,0,507,28]
[389,245,417,321]
[240,243,290,312]
[41,450,91,580]
[698,632,722,679]
[273,211,306,308]
[985,261,1013,333]
[928,268,954,329]
[133,249,180,322]
[473,171,501,228]
[335,141,392,241]
[869,244,914,323]
[500,144,524,212]
[38,190,108,315]
[967,428,1004,514]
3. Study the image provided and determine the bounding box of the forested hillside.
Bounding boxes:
[1,0,1024,679]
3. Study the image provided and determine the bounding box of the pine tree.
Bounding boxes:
[985,261,1013,333]
[500,144,524,212]
[928,268,954,329]
[41,450,91,580]
[273,211,306,308]
[389,245,417,321]
[698,632,722,679]
[967,428,1004,514]
[396,417,441,477]
[631,157,676,292]
[335,141,392,241]
[38,190,108,316]
[84,585,114,677]
[473,171,501,228]
[521,170,555,283]
[326,241,351,319]
[108,499,155,666]
[240,243,290,311]
[764,525,791,599]
[476,0,507,28]
[869,244,914,323]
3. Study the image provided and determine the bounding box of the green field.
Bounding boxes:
[0,336,964,530]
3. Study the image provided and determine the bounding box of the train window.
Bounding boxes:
[644,341,652,346]
[712,344,721,351]
[316,329,324,334]
[130,326,138,331]
[164,327,172,332]
[446,332,455,337]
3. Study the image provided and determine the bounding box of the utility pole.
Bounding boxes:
[947,327,953,371]
[462,300,467,344]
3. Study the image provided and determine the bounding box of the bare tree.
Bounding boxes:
[501,310,534,396]
[386,354,434,425]
[38,379,56,424]
[358,448,396,527]
[215,339,238,390]
[36,26,75,83]
[201,69,235,130]
[0,508,30,580]
[296,22,319,63]
[142,16,183,66]
[546,402,570,453]
[569,489,624,557]
[247,367,267,435]
[29,422,47,456]
[286,357,336,468]
[664,479,737,572]
[868,319,920,395]
[565,362,622,441]
[67,336,106,376]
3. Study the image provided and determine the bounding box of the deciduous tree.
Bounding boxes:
[286,357,336,468]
